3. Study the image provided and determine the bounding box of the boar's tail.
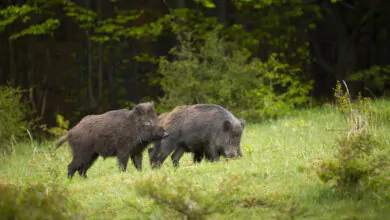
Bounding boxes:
[56,134,68,149]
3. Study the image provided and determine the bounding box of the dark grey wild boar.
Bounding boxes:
[147,112,205,165]
[56,102,169,179]
[148,104,245,168]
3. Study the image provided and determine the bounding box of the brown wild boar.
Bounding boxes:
[148,104,245,168]
[56,102,169,178]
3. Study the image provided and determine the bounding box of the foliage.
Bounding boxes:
[0,85,35,152]
[0,130,82,219]
[0,182,81,220]
[134,173,242,219]
[0,3,61,39]
[40,114,69,138]
[157,32,313,121]
[349,65,390,96]
[64,1,167,43]
[229,0,320,68]
[0,0,389,131]
[193,0,216,8]
[333,81,376,137]
[315,81,390,192]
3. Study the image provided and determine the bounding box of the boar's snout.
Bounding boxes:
[226,151,238,159]
[149,126,169,141]
[224,148,241,159]
[162,131,169,138]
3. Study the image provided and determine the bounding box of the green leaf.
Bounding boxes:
[194,0,216,8]
[9,18,60,40]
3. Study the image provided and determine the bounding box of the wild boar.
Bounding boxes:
[56,102,168,178]
[147,112,204,166]
[148,104,245,168]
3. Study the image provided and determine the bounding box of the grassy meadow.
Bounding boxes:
[1,99,389,219]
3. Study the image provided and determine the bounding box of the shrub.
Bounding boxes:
[157,32,313,121]
[316,81,390,192]
[0,135,83,220]
[40,114,69,138]
[349,65,390,97]
[134,173,242,219]
[0,182,81,220]
[0,85,34,152]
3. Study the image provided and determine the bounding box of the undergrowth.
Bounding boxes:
[0,85,35,153]
[315,81,390,193]
[133,173,243,220]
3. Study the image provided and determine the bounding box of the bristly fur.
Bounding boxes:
[149,104,245,168]
[56,102,168,179]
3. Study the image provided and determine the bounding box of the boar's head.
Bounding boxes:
[130,102,169,143]
[216,118,246,159]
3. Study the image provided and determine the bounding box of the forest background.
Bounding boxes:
[1,0,389,140]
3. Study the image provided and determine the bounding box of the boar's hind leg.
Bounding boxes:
[68,155,83,179]
[130,151,143,171]
[78,153,99,178]
[171,147,185,167]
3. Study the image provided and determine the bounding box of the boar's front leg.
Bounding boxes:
[151,137,178,169]
[117,149,131,172]
[149,141,161,167]
[130,151,143,171]
[204,145,220,162]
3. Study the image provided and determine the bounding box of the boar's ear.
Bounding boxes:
[131,104,144,115]
[223,120,232,132]
[239,118,246,128]
[125,109,135,118]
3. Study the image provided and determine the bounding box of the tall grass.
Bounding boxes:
[0,99,389,219]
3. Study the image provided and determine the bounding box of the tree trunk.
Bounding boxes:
[86,0,96,108]
[176,0,185,8]
[108,59,114,106]
[9,38,16,87]
[97,0,103,102]
[217,0,226,24]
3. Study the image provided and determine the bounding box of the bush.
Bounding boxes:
[134,173,242,219]
[349,65,390,97]
[0,182,81,220]
[317,134,381,187]
[40,114,69,138]
[157,32,313,121]
[316,81,390,192]
[0,85,34,152]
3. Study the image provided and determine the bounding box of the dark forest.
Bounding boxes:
[1,0,389,127]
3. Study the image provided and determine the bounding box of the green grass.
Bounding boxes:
[1,99,390,219]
